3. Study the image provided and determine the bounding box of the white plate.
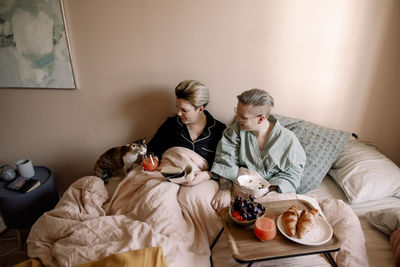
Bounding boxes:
[277,211,333,246]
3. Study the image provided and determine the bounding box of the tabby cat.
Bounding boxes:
[94,138,147,183]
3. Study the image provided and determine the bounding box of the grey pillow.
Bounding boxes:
[366,208,400,236]
[273,114,351,194]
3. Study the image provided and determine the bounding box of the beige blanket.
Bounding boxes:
[27,147,221,267]
[27,147,368,267]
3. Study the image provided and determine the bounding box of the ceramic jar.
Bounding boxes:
[0,165,16,182]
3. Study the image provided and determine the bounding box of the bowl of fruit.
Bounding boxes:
[229,195,266,226]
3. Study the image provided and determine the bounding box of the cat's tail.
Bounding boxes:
[94,168,110,183]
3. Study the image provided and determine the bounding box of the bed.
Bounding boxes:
[25,116,400,267]
[310,175,400,267]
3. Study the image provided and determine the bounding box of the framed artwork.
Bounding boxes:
[0,0,77,89]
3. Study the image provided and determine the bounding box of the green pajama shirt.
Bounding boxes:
[211,115,306,193]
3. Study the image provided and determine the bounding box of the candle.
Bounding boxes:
[254,217,276,241]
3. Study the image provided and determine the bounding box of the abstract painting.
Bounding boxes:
[0,0,76,89]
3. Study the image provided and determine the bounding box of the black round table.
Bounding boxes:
[0,166,59,248]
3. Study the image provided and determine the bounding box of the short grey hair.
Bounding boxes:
[175,80,209,108]
[237,89,274,117]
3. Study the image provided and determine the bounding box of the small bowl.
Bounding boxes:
[229,204,266,226]
[236,175,269,198]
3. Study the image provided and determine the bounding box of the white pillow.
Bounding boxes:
[328,140,400,203]
[366,208,400,266]
[366,208,400,236]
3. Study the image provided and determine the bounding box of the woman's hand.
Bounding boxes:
[211,190,231,211]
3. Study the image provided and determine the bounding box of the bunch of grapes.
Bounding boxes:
[231,195,266,221]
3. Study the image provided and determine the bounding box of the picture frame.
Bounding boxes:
[0,0,77,89]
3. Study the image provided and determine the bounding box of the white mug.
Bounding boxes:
[16,158,35,178]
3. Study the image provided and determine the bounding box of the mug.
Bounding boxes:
[16,158,35,178]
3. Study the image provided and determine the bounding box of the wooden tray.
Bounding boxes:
[220,199,341,262]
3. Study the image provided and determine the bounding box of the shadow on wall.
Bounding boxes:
[359,1,400,166]
[120,85,176,146]
[51,158,91,195]
[51,86,176,194]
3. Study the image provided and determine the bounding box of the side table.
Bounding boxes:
[0,166,59,249]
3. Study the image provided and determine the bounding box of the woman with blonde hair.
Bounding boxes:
[147,80,226,174]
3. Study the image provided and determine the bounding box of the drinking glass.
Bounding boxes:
[142,153,159,171]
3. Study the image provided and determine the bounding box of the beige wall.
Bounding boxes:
[1,0,399,193]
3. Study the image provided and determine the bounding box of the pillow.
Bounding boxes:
[366,209,400,266]
[366,208,400,235]
[273,114,351,194]
[328,140,400,203]
[392,228,400,266]
[75,247,167,267]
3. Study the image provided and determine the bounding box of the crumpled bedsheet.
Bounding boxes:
[27,147,221,267]
[27,147,368,267]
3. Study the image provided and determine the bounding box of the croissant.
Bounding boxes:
[282,205,298,237]
[297,209,319,238]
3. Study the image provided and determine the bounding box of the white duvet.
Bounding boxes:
[27,147,369,267]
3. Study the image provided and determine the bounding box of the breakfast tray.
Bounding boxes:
[219,199,341,264]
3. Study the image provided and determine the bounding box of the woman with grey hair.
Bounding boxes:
[210,89,306,211]
[147,80,226,181]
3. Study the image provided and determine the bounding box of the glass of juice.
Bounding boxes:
[254,217,276,241]
[142,153,159,171]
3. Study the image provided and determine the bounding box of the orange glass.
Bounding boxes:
[142,153,159,171]
[254,217,276,241]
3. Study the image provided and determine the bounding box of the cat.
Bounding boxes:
[94,138,147,183]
